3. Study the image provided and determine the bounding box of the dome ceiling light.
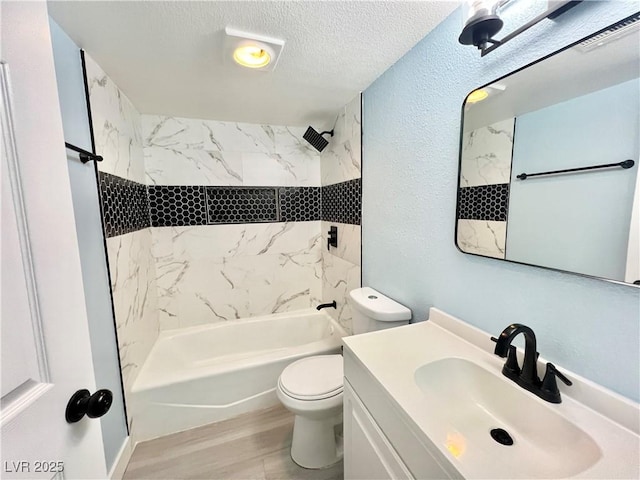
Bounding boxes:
[224,27,285,72]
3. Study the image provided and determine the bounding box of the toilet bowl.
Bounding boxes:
[276,354,343,469]
[276,288,412,469]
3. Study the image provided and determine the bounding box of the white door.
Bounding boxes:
[1,2,106,479]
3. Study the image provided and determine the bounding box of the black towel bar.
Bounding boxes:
[65,142,103,163]
[516,159,634,180]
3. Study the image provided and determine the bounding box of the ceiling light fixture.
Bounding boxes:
[224,27,285,72]
[466,89,489,103]
[464,83,506,107]
[459,0,583,56]
[233,45,272,69]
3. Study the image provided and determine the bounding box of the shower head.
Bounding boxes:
[303,127,334,152]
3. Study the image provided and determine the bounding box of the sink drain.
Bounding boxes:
[490,428,514,446]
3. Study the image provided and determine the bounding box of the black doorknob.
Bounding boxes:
[65,389,113,423]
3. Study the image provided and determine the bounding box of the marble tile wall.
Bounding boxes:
[104,232,160,392]
[321,221,361,333]
[86,55,364,436]
[151,222,322,329]
[141,115,325,330]
[322,94,362,187]
[85,56,145,185]
[139,97,363,332]
[320,94,362,333]
[460,118,514,188]
[85,54,160,431]
[457,118,514,259]
[456,219,507,260]
[141,115,321,187]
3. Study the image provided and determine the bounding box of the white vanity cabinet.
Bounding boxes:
[343,349,456,480]
[344,380,413,479]
[342,309,640,480]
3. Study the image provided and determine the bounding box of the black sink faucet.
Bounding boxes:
[494,324,539,386]
[492,323,572,403]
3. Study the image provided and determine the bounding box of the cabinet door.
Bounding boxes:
[344,381,414,480]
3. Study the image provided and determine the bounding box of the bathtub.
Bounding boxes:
[130,308,347,442]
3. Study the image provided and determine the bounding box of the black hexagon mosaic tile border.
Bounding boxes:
[457,183,509,221]
[280,187,322,222]
[148,185,207,227]
[99,173,362,237]
[322,178,361,225]
[206,187,278,224]
[98,172,150,237]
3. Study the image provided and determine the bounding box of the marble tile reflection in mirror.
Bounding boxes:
[456,13,640,285]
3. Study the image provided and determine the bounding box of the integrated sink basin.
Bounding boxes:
[343,308,640,479]
[414,357,601,479]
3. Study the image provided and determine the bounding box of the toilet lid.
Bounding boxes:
[279,355,343,400]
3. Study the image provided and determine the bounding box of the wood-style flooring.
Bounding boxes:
[123,405,343,480]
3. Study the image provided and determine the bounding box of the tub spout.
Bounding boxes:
[316,301,336,310]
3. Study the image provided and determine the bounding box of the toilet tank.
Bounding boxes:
[349,287,412,335]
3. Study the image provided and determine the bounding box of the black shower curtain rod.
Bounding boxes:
[516,159,635,180]
[65,142,103,163]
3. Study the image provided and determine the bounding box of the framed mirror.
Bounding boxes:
[456,12,640,286]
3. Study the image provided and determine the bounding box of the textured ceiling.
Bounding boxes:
[48,1,457,127]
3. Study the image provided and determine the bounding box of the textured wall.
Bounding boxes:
[363,3,640,401]
[321,94,362,334]
[85,54,160,421]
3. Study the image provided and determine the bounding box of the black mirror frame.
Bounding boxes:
[454,11,640,288]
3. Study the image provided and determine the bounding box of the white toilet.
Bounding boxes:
[276,287,411,469]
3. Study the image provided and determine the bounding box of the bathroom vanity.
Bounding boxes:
[342,308,640,479]
[343,373,451,479]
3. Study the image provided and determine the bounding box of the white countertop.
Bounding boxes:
[343,308,640,479]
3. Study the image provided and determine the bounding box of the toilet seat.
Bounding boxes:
[279,355,343,401]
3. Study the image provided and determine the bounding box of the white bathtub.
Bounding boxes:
[130,309,347,442]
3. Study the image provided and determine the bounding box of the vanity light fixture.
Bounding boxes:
[459,0,583,56]
[224,27,285,72]
[459,0,505,53]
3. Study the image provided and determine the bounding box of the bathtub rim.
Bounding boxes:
[131,308,348,393]
[157,307,345,339]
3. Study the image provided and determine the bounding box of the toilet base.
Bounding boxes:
[290,414,343,469]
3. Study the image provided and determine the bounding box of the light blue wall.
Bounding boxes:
[48,20,92,150]
[363,2,640,401]
[49,19,128,469]
[507,79,639,281]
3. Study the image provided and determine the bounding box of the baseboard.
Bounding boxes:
[109,437,133,479]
